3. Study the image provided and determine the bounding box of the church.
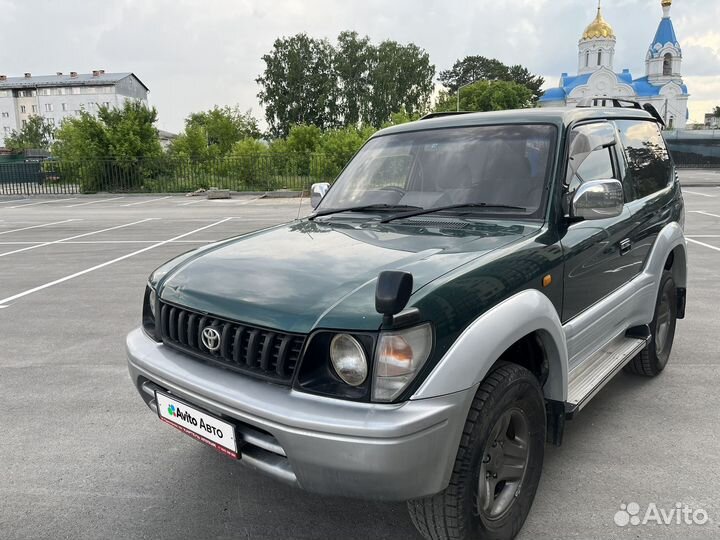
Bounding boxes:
[539,0,689,128]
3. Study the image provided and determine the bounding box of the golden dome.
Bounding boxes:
[661,0,672,6]
[581,5,616,40]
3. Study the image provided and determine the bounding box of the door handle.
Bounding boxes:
[619,238,632,255]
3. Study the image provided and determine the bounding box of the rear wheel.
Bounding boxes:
[624,271,677,376]
[407,363,545,540]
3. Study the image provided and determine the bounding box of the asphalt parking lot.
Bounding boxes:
[1,177,719,539]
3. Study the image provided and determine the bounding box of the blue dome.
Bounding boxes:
[538,87,566,102]
[540,70,689,102]
[631,76,661,97]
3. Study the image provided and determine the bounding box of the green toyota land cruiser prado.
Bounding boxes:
[127,100,686,540]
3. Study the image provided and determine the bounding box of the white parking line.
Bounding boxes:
[686,238,720,253]
[121,196,170,207]
[0,218,232,308]
[0,219,81,236]
[0,218,158,258]
[682,190,716,198]
[0,240,216,245]
[6,197,77,208]
[66,197,126,208]
[689,211,720,219]
[0,198,28,205]
[180,197,265,207]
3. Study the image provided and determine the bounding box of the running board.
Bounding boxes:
[565,333,649,415]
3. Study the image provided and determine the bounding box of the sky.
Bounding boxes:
[0,0,717,132]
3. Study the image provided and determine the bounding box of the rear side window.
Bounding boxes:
[616,120,672,199]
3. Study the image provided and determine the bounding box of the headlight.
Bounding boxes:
[330,334,368,386]
[148,288,157,318]
[373,323,433,402]
[142,285,160,341]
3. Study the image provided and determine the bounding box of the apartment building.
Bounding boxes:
[705,113,720,129]
[0,70,149,147]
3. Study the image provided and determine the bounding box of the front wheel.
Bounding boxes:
[624,271,677,377]
[407,362,546,540]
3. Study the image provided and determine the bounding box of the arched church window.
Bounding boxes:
[597,50,602,66]
[663,53,672,76]
[585,51,590,67]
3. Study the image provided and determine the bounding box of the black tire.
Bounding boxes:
[407,362,546,540]
[624,271,677,377]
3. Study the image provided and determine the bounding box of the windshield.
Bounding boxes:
[316,124,557,220]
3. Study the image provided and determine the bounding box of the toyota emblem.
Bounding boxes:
[201,327,221,352]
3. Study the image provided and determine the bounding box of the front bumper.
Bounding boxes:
[126,327,476,501]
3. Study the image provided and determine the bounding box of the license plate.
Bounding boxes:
[155,391,238,459]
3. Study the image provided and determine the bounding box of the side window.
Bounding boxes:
[567,147,615,193]
[616,120,672,200]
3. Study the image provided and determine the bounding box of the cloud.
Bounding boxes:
[0,0,716,132]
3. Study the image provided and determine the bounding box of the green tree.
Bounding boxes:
[53,101,162,191]
[364,40,435,128]
[257,34,339,138]
[335,31,372,127]
[318,125,375,175]
[285,124,323,154]
[713,106,720,118]
[184,106,260,156]
[52,113,108,161]
[168,125,211,161]
[434,80,533,113]
[439,56,545,100]
[257,32,435,134]
[382,110,421,128]
[98,101,163,161]
[4,116,56,152]
[230,138,267,156]
[281,124,324,176]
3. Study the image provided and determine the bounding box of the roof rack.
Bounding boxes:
[576,97,666,127]
[577,97,644,109]
[420,111,473,121]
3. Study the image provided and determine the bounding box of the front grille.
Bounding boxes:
[159,302,305,384]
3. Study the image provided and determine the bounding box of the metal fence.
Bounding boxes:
[0,154,341,195]
[665,130,720,169]
[1,138,719,196]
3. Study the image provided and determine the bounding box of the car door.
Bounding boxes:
[614,119,677,272]
[559,122,638,323]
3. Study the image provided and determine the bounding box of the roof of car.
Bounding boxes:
[374,107,655,138]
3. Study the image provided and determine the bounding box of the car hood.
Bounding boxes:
[158,218,540,333]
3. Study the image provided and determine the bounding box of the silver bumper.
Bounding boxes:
[126,327,476,501]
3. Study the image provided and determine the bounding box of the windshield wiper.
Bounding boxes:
[379,203,527,223]
[309,204,422,220]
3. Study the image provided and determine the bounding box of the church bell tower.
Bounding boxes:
[578,1,616,75]
[646,0,682,84]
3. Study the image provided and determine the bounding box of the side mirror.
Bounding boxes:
[310,182,330,209]
[571,179,624,220]
[567,123,617,182]
[375,271,413,326]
